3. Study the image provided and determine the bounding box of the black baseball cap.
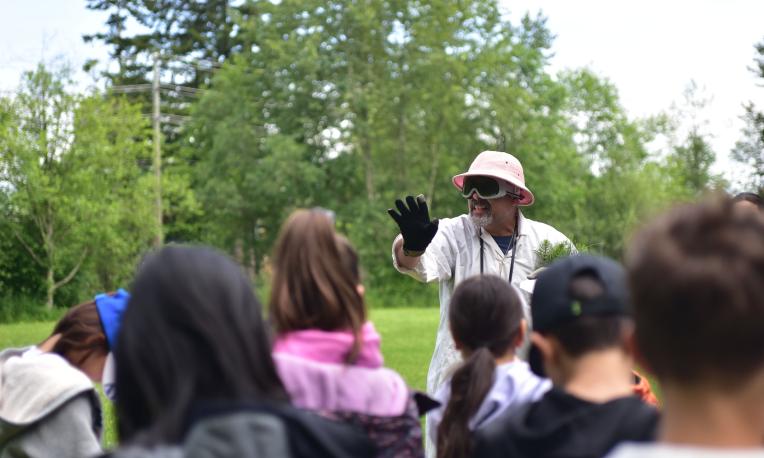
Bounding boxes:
[528,254,631,376]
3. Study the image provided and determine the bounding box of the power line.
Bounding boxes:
[108,53,215,248]
[110,84,152,94]
[111,83,202,96]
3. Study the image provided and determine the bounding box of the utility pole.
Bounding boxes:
[152,52,164,246]
[111,54,209,248]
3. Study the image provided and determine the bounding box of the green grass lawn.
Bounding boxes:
[0,307,440,449]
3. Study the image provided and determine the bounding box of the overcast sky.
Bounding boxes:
[2,0,762,187]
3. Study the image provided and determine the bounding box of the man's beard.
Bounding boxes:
[470,214,493,228]
[469,200,493,228]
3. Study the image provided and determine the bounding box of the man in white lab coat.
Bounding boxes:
[389,151,573,397]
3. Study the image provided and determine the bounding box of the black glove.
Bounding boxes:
[387,194,439,256]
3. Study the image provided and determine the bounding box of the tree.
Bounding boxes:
[732,102,764,191]
[78,0,696,303]
[669,131,717,195]
[0,64,154,308]
[665,82,720,196]
[556,69,681,256]
[732,39,764,191]
[186,53,325,271]
[84,0,247,87]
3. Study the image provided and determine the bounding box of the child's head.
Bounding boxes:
[114,245,287,445]
[269,209,366,359]
[626,197,764,391]
[732,191,763,216]
[448,275,525,358]
[48,299,110,382]
[437,275,525,458]
[529,255,633,384]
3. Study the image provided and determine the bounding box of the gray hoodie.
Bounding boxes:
[0,346,102,458]
[107,413,290,458]
[104,401,376,458]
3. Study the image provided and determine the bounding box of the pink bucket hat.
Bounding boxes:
[452,151,535,206]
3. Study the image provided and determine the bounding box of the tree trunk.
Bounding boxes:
[247,246,257,282]
[362,133,375,202]
[234,238,244,266]
[427,142,440,210]
[45,268,55,310]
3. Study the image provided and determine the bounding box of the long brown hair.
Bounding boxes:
[47,300,108,368]
[437,275,523,458]
[269,209,366,362]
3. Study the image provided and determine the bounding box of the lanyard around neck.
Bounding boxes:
[479,212,519,284]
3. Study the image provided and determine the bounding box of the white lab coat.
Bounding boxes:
[393,211,572,458]
[392,211,573,395]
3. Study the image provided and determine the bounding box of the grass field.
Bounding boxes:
[0,307,439,449]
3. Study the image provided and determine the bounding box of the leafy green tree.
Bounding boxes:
[0,65,154,308]
[556,69,680,256]
[731,39,764,191]
[84,0,249,87]
[664,82,721,196]
[186,53,325,270]
[78,0,700,305]
[669,131,717,195]
[732,102,764,191]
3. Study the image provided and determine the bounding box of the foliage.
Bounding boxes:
[84,0,247,88]
[535,240,578,267]
[0,64,154,310]
[0,0,735,309]
[732,102,764,191]
[731,39,764,192]
[0,295,64,324]
[664,82,723,196]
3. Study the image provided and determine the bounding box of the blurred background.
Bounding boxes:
[1,0,762,318]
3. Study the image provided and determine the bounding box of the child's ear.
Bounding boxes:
[531,331,564,380]
[530,331,553,361]
[449,322,463,351]
[513,319,528,348]
[356,284,365,297]
[625,323,653,374]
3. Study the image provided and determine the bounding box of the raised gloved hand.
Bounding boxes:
[387,194,439,256]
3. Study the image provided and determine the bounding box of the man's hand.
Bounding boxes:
[388,194,439,256]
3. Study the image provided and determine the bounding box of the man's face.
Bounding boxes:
[467,192,517,229]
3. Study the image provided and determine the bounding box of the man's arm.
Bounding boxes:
[393,236,422,270]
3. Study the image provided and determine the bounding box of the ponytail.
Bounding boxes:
[437,275,524,457]
[436,347,496,458]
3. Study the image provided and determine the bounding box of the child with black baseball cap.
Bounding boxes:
[473,254,658,458]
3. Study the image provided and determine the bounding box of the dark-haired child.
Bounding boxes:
[428,275,550,458]
[107,245,374,458]
[473,255,658,458]
[609,198,764,457]
[0,290,129,457]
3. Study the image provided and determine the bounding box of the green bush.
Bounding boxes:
[0,295,65,324]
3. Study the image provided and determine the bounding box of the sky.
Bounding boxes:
[2,0,763,187]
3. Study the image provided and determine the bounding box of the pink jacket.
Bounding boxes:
[273,322,410,417]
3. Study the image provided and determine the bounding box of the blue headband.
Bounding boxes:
[95,288,130,350]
